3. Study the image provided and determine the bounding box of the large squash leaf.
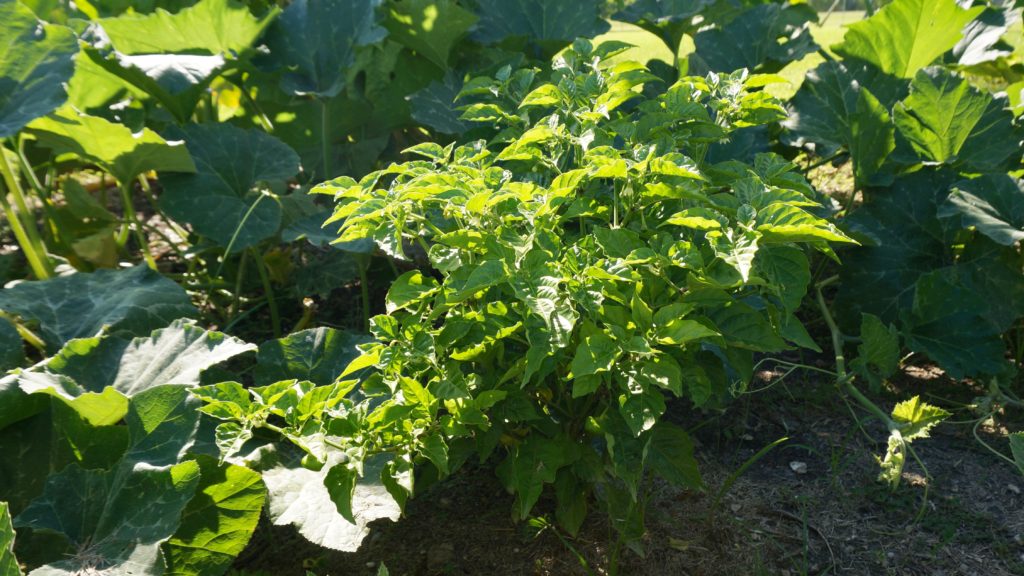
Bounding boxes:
[253,327,371,386]
[470,0,609,46]
[783,59,907,157]
[26,106,196,184]
[835,171,958,326]
[893,67,1020,172]
[261,0,387,97]
[849,88,895,187]
[14,386,202,576]
[159,123,300,251]
[13,319,255,407]
[0,0,78,138]
[903,268,1008,378]
[832,0,983,78]
[0,502,19,576]
[162,456,266,576]
[98,0,276,55]
[259,448,400,552]
[0,318,23,373]
[691,3,817,74]
[0,265,196,353]
[940,175,1024,246]
[384,0,476,69]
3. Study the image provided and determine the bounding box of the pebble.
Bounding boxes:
[789,461,808,474]
[1008,484,1020,495]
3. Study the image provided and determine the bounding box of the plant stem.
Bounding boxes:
[229,249,250,320]
[0,192,51,280]
[252,248,281,338]
[0,144,52,278]
[815,278,898,431]
[118,180,157,270]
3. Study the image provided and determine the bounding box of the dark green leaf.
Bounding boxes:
[0,265,196,353]
[160,123,300,251]
[903,268,1007,378]
[707,301,786,352]
[646,423,701,489]
[470,0,609,45]
[941,175,1024,246]
[850,88,895,187]
[691,4,817,74]
[384,0,476,69]
[15,460,201,575]
[409,74,470,134]
[0,0,78,138]
[254,327,371,386]
[0,318,23,372]
[893,67,1020,172]
[261,0,387,97]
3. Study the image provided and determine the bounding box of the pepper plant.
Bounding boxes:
[197,40,853,549]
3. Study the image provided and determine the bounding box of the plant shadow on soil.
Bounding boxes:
[231,364,1024,576]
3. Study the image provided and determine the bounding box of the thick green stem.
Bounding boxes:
[0,192,51,279]
[0,145,52,278]
[118,180,157,270]
[815,278,897,431]
[252,248,281,338]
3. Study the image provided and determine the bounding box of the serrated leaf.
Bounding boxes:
[0,265,196,353]
[940,175,1024,247]
[891,396,950,440]
[855,313,901,387]
[470,0,609,45]
[14,319,255,403]
[893,67,1020,172]
[98,0,276,55]
[833,0,983,78]
[261,451,400,551]
[646,423,701,489]
[160,123,299,251]
[384,0,476,69]
[261,0,387,97]
[0,0,78,138]
[254,327,371,386]
[163,456,266,576]
[27,106,196,184]
[0,501,18,576]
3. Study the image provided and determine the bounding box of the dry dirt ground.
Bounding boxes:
[233,364,1024,576]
